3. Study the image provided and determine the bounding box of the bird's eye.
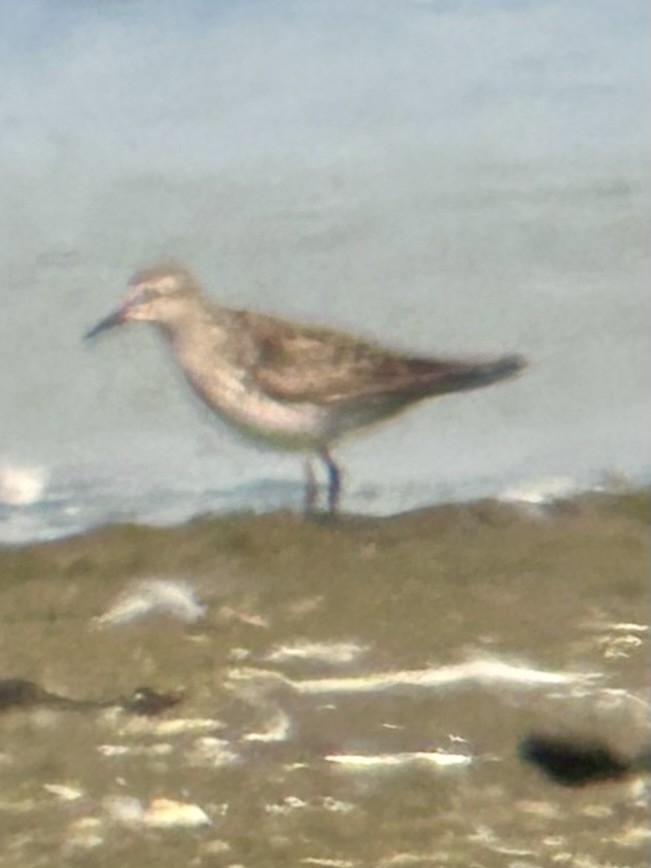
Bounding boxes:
[137,288,161,304]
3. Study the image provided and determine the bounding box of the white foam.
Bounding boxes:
[93,579,206,627]
[325,750,472,770]
[43,782,84,801]
[116,716,225,737]
[300,859,357,868]
[97,743,173,758]
[265,795,309,815]
[264,640,368,666]
[105,795,211,829]
[264,796,356,816]
[186,737,240,768]
[499,476,581,506]
[242,708,293,743]
[0,464,47,506]
[610,623,648,633]
[229,657,601,697]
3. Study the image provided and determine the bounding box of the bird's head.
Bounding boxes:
[85,263,201,339]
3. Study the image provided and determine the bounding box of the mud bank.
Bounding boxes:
[0,491,648,866]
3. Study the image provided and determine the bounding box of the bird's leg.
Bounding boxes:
[319,448,341,515]
[303,456,318,515]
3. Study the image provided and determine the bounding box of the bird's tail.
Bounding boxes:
[408,353,527,399]
[439,353,527,393]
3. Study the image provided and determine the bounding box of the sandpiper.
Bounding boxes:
[85,263,526,513]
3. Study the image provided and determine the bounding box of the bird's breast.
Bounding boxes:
[179,361,326,450]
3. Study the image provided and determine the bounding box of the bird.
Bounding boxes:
[85,263,526,514]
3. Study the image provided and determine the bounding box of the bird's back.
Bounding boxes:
[223,308,526,407]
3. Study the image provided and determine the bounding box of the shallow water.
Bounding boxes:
[0,493,648,866]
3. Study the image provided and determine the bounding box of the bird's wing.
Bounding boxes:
[238,310,506,405]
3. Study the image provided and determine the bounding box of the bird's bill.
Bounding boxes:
[84,308,125,340]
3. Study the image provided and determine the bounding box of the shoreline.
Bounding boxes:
[2,483,648,567]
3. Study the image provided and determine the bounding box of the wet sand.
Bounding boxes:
[0,490,648,866]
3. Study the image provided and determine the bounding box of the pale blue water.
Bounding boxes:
[1,0,649,542]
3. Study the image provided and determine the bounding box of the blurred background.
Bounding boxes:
[0,0,649,539]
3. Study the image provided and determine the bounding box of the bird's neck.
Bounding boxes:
[154,297,242,385]
[154,294,224,342]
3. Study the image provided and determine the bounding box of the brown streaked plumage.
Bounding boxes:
[85,263,527,513]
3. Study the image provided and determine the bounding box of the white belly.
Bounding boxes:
[184,369,327,451]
